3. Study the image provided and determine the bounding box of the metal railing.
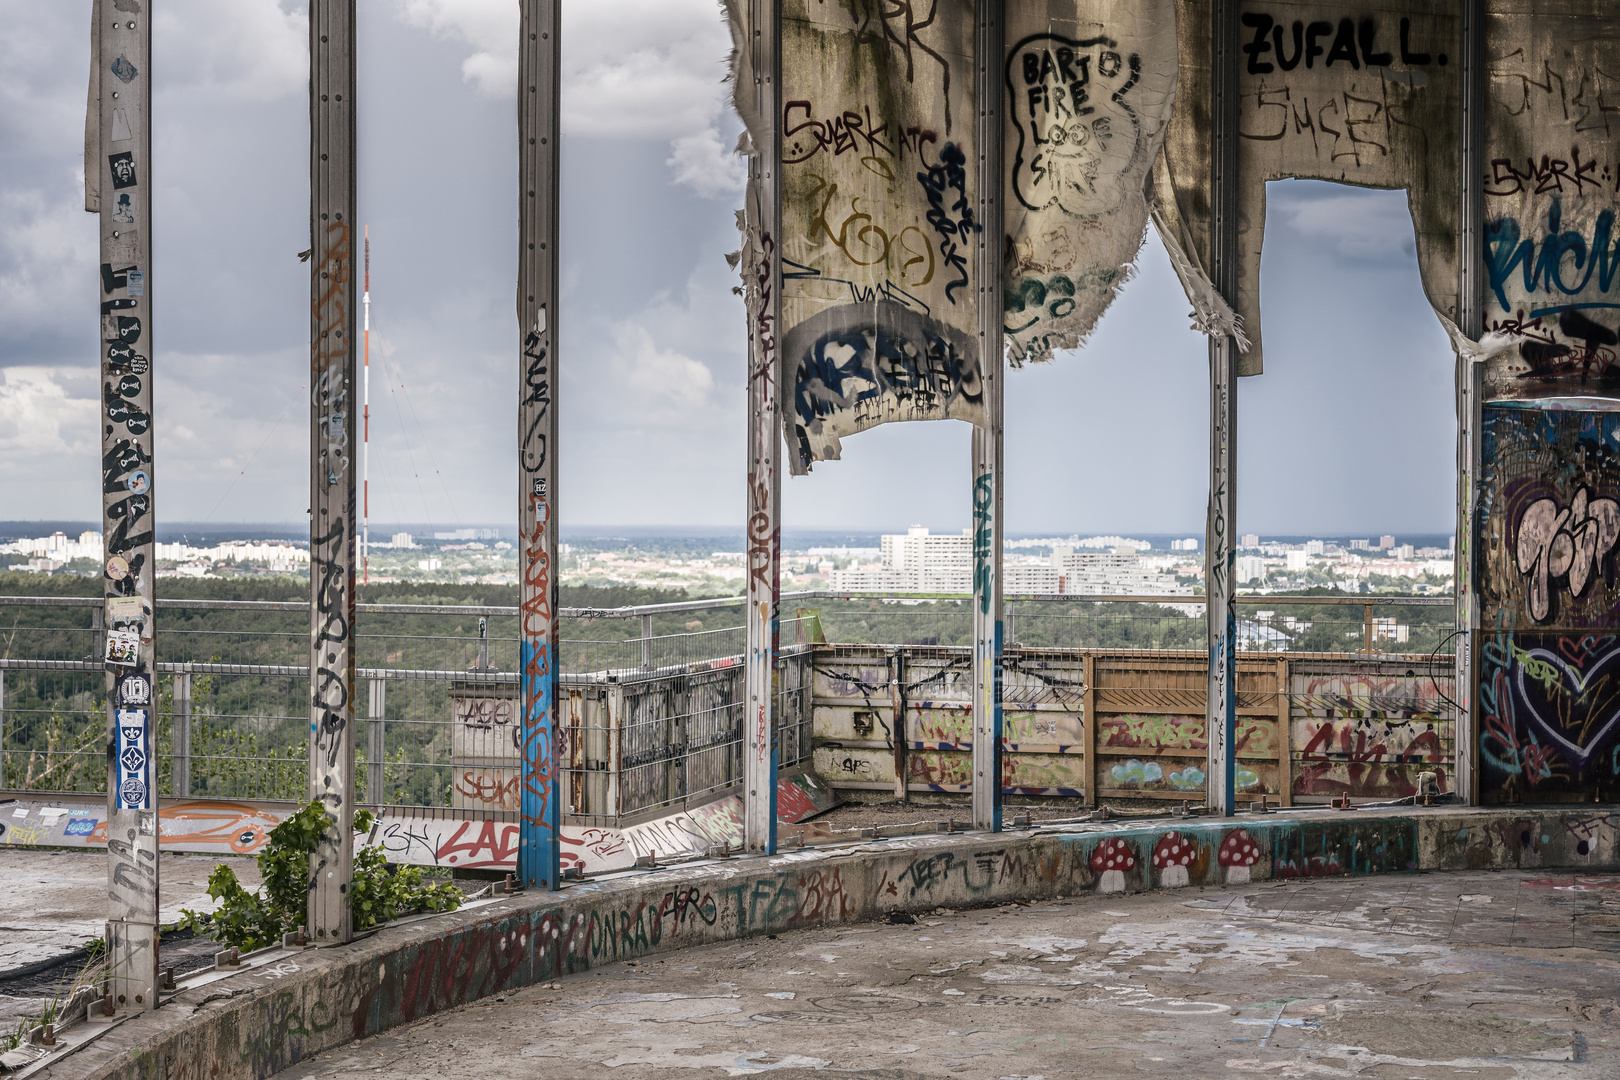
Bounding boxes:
[0,589,1453,816]
[0,594,817,822]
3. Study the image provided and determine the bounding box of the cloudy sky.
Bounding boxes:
[0,0,1456,537]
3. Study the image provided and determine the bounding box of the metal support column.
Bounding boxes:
[890,648,908,801]
[742,0,783,855]
[1454,0,1485,805]
[88,0,159,1013]
[171,670,191,798]
[971,0,1005,833]
[1204,0,1241,817]
[518,0,562,890]
[367,678,386,804]
[307,0,358,944]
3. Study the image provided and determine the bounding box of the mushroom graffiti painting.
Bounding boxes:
[1090,836,1137,893]
[1219,828,1260,884]
[1151,830,1196,888]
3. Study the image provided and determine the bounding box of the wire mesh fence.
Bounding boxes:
[0,597,817,823]
[0,592,1454,815]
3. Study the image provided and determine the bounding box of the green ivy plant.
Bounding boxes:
[180,800,462,951]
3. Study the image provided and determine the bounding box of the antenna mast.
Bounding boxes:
[362,227,370,584]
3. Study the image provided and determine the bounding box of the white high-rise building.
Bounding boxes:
[1236,555,1266,583]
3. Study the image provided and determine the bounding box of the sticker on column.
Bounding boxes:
[112,193,136,223]
[110,107,133,143]
[107,595,145,626]
[106,628,140,667]
[115,708,151,811]
[108,152,138,190]
[118,672,152,707]
[126,268,144,296]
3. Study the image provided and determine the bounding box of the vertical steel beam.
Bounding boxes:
[367,678,386,804]
[890,648,907,800]
[1204,0,1241,817]
[172,670,191,798]
[518,0,562,889]
[1454,0,1485,806]
[308,0,358,944]
[971,0,1006,834]
[742,0,783,855]
[91,0,159,1013]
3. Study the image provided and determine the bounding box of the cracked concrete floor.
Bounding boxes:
[277,869,1620,1079]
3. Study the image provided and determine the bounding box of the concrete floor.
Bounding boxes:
[0,849,260,1023]
[273,869,1620,1079]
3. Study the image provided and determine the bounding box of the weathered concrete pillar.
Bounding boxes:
[970,0,1005,835]
[518,0,562,890]
[1204,0,1240,817]
[88,0,160,1013]
[307,0,358,944]
[742,0,783,856]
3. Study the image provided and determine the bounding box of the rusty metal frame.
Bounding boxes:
[307,0,358,944]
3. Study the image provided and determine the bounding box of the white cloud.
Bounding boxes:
[612,324,715,416]
[1270,187,1417,261]
[0,367,97,460]
[667,126,745,198]
[0,185,98,352]
[393,0,733,139]
[153,0,308,102]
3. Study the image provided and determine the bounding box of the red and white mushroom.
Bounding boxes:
[1152,831,1196,888]
[1218,828,1260,884]
[1090,837,1136,893]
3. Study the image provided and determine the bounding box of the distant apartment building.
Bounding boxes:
[1170,538,1199,551]
[1240,534,1259,548]
[830,528,1185,595]
[1378,535,1396,549]
[391,532,415,549]
[1349,539,1370,550]
[433,528,499,541]
[1285,550,1309,572]
[1303,539,1324,555]
[1372,618,1411,643]
[1236,555,1266,583]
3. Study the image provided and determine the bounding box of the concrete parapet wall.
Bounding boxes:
[51,805,1620,1080]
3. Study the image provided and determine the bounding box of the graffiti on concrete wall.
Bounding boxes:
[1480,406,1620,629]
[1289,670,1453,799]
[775,0,981,473]
[1480,627,1620,801]
[1481,4,1620,400]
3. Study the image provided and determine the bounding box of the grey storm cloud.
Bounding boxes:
[0,0,1454,534]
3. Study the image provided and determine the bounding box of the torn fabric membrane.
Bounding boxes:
[732,0,983,474]
[1479,0,1620,403]
[1003,0,1179,366]
[1158,0,1463,375]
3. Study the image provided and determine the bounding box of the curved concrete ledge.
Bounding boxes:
[42,804,1620,1080]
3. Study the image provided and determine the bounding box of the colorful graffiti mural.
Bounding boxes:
[1479,407,1620,801]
